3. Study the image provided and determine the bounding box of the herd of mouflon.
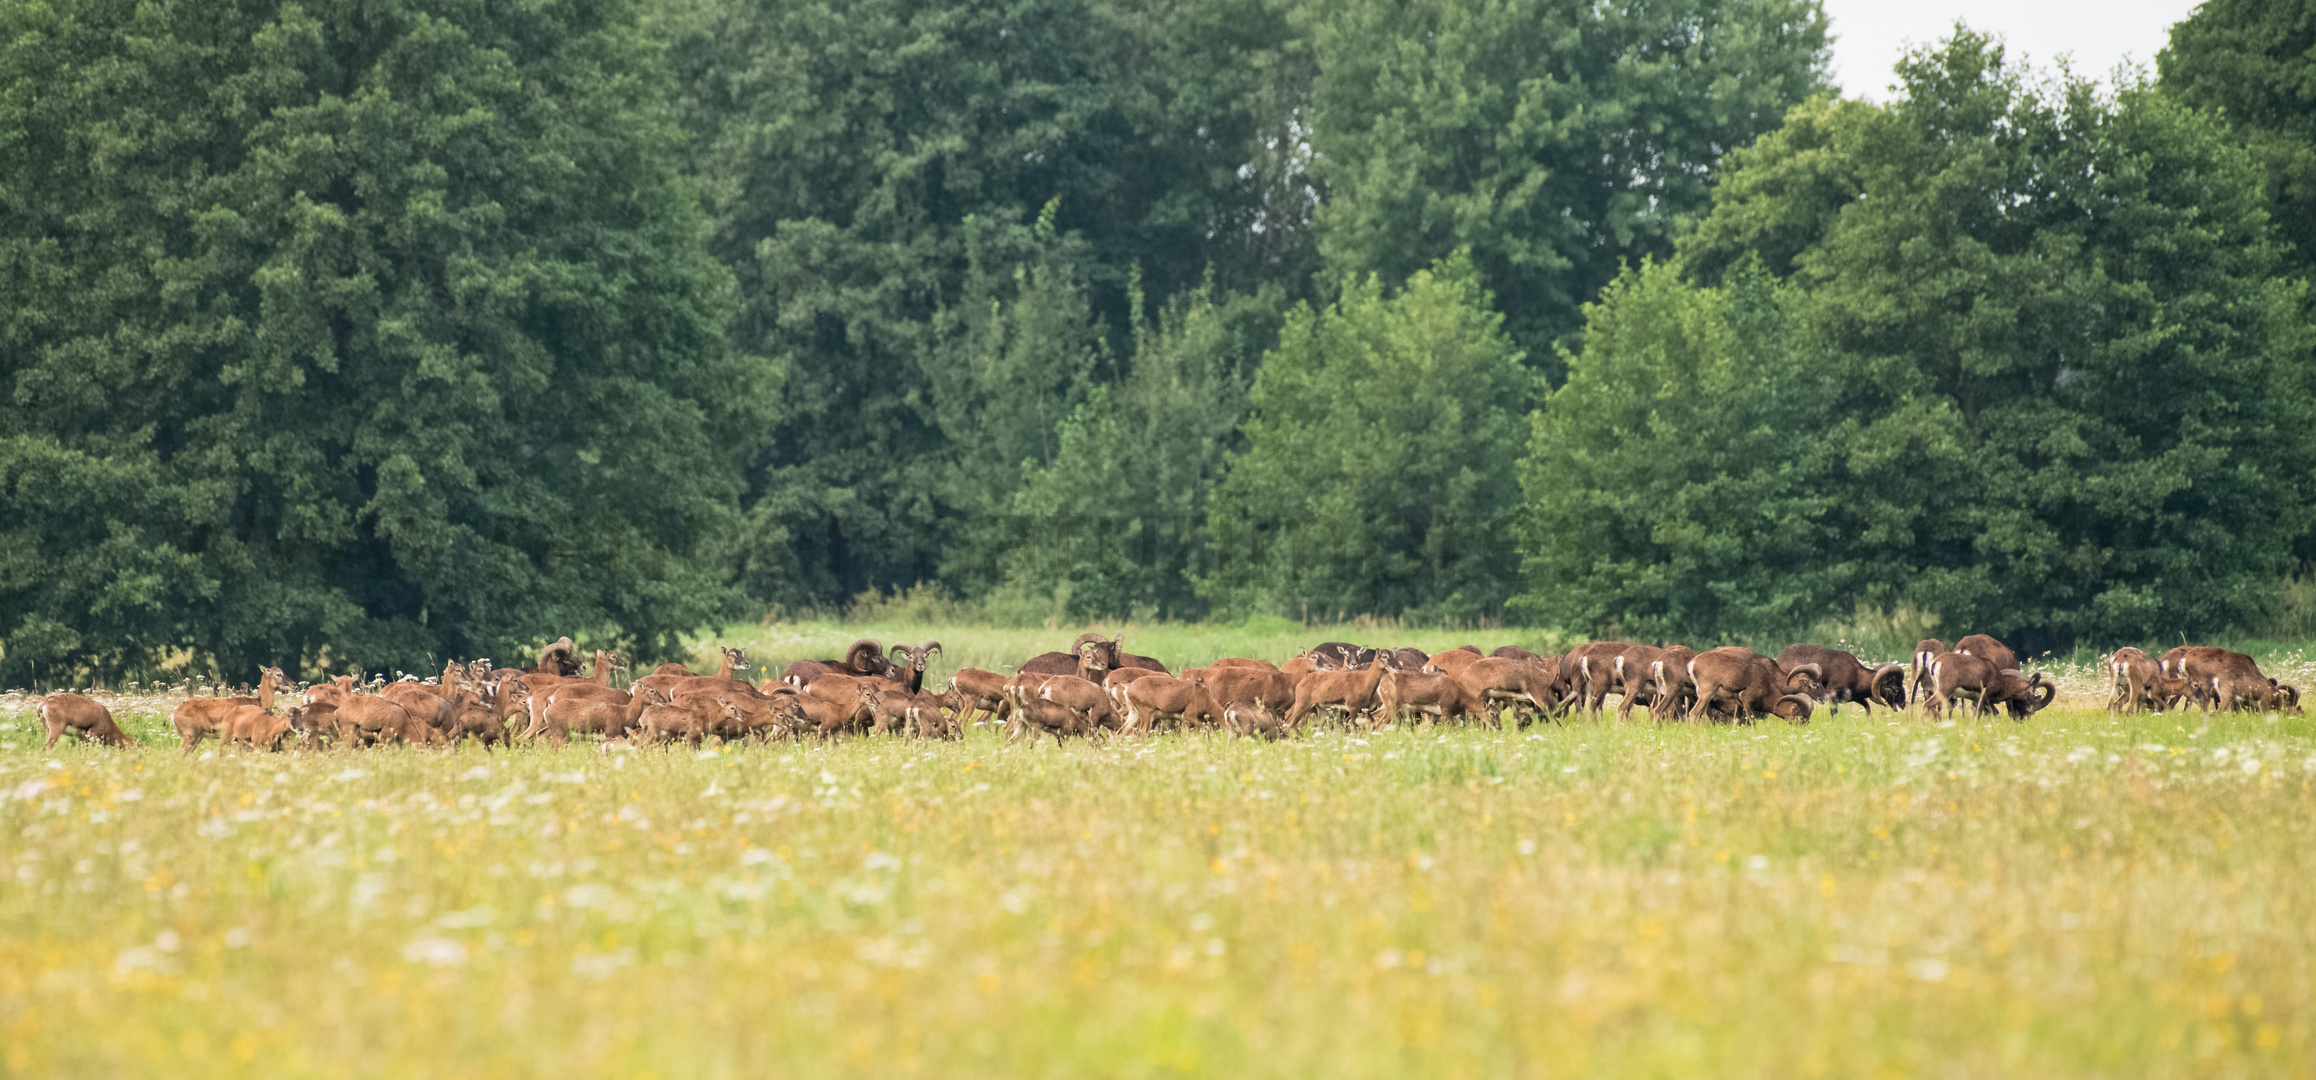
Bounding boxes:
[29,632,2302,753]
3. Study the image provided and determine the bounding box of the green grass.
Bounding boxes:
[2,622,2312,1076]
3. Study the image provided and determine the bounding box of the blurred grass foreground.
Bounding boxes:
[0,623,2310,1076]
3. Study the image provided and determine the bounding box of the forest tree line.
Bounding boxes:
[2,0,2311,680]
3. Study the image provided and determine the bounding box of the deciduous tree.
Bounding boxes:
[1522,32,2316,649]
[1305,0,1828,370]
[0,0,762,683]
[1204,254,1534,621]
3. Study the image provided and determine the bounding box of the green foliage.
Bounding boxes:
[977,278,1282,622]
[1304,0,1829,369]
[660,0,1304,607]
[11,697,2312,1076]
[1678,95,1878,283]
[2160,0,2316,278]
[1518,262,1845,640]
[944,217,1111,522]
[0,0,764,683]
[1523,31,2316,650]
[1203,254,1534,622]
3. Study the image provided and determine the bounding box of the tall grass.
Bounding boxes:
[2,692,2310,1076]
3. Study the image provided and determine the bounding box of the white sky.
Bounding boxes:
[1822,0,2206,98]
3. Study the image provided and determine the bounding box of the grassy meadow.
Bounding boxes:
[2,622,2312,1076]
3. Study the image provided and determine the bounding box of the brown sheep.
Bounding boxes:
[1223,700,1288,739]
[1015,635,1118,681]
[904,690,958,740]
[1924,652,2055,720]
[524,685,663,746]
[1376,661,1485,727]
[943,668,1013,728]
[1577,643,1662,719]
[173,666,285,754]
[634,692,732,748]
[516,650,623,696]
[1117,675,1221,736]
[1422,647,1485,678]
[1648,646,1699,722]
[536,636,582,677]
[797,674,882,738]
[651,646,749,680]
[1208,657,1280,671]
[1022,632,1167,676]
[1007,691,1093,745]
[1035,675,1119,735]
[1775,644,1906,716]
[2162,646,2300,713]
[381,680,459,741]
[1102,666,1164,697]
[38,693,135,749]
[886,642,944,694]
[783,640,895,685]
[285,702,338,749]
[445,679,527,748]
[1282,654,1389,731]
[1452,656,1562,726]
[1955,634,2018,674]
[303,681,440,747]
[1687,647,1814,725]
[1182,666,1296,720]
[785,686,869,740]
[220,707,294,752]
[1911,638,1949,703]
[2105,647,2199,714]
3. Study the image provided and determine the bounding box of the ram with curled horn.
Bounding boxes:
[1775,643,1906,716]
[1924,651,2056,720]
[2162,645,2301,714]
[1017,632,1128,677]
[885,641,943,695]
[782,638,896,687]
[1686,647,1815,725]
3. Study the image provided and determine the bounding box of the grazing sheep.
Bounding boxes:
[38,693,135,749]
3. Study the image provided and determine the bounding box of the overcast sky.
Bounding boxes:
[1823,0,2205,98]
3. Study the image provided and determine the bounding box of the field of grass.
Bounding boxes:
[2,623,2312,1076]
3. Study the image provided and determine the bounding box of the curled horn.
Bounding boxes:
[2023,672,2057,716]
[843,639,884,674]
[1870,662,1906,706]
[896,641,937,669]
[1070,632,1108,656]
[1785,662,1823,692]
[1777,694,1815,723]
